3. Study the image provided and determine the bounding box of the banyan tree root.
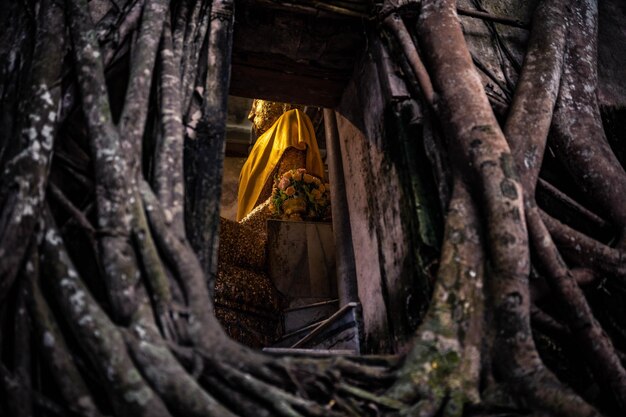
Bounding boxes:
[384,179,484,417]
[549,0,626,246]
[0,0,65,305]
[384,0,622,414]
[410,1,599,415]
[2,0,626,416]
[501,0,626,408]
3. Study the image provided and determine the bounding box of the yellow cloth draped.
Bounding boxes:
[237,109,324,221]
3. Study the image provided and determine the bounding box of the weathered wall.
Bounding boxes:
[335,35,440,354]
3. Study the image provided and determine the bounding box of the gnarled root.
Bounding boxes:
[385,179,483,417]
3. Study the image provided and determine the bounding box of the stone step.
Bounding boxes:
[273,319,325,348]
[263,347,357,356]
[291,302,360,351]
[283,298,339,333]
[269,302,361,352]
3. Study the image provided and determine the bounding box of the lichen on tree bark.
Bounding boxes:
[1,0,626,416]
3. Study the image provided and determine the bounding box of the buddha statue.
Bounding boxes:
[215,102,326,348]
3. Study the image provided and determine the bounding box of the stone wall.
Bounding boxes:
[334,35,439,354]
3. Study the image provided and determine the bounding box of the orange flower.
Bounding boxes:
[303,174,315,183]
[278,177,289,190]
[285,186,296,196]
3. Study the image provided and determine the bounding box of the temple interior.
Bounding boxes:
[216,97,356,352]
[219,97,328,222]
[210,0,425,355]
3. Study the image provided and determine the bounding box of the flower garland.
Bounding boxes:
[270,168,331,221]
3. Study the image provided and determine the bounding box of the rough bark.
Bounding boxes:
[549,0,626,244]
[2,0,626,416]
[184,0,235,289]
[0,0,64,303]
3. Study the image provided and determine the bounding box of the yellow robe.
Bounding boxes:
[237,109,324,221]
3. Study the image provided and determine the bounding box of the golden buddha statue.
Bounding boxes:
[248,99,305,139]
[215,102,325,348]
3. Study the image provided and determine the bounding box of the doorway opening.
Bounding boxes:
[215,96,360,353]
[214,0,368,352]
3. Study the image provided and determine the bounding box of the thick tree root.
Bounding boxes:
[527,206,626,412]
[550,0,626,242]
[0,0,64,303]
[125,304,236,417]
[41,213,171,417]
[67,0,142,322]
[541,210,626,281]
[3,0,626,416]
[26,246,104,417]
[154,12,185,235]
[416,1,602,415]
[384,179,483,416]
[504,0,567,194]
[536,179,609,234]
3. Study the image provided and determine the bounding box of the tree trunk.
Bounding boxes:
[1,0,626,416]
